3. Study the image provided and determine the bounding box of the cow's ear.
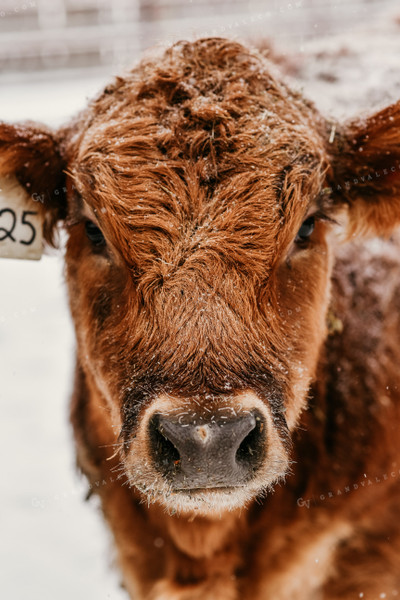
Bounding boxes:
[0,121,66,247]
[328,100,400,238]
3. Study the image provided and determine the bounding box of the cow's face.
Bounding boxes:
[63,39,336,514]
[2,39,400,516]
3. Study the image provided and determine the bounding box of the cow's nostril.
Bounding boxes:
[150,416,181,472]
[235,417,264,470]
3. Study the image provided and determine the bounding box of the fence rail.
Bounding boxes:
[0,0,397,76]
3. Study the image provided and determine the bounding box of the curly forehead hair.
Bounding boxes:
[65,38,327,273]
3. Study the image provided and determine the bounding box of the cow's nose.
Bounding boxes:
[149,411,265,489]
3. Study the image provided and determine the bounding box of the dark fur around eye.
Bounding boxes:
[85,220,106,247]
[295,216,315,243]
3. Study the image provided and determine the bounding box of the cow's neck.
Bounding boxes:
[160,509,242,559]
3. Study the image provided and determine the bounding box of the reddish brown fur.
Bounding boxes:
[2,38,400,599]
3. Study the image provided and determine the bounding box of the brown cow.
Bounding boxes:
[2,38,400,599]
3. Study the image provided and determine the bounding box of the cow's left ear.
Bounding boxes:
[0,121,66,247]
[328,100,400,238]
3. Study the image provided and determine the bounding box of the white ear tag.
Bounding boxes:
[0,176,44,260]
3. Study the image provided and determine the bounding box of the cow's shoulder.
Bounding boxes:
[307,232,400,481]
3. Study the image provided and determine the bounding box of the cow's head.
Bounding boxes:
[2,39,400,515]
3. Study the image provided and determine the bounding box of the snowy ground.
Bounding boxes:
[1,2,400,599]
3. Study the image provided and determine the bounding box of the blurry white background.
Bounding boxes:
[1,1,400,599]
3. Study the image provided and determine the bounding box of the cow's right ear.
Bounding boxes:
[0,121,66,248]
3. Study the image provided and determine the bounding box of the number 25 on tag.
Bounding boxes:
[0,176,44,260]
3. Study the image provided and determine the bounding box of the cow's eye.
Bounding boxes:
[295,216,315,243]
[85,220,105,247]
